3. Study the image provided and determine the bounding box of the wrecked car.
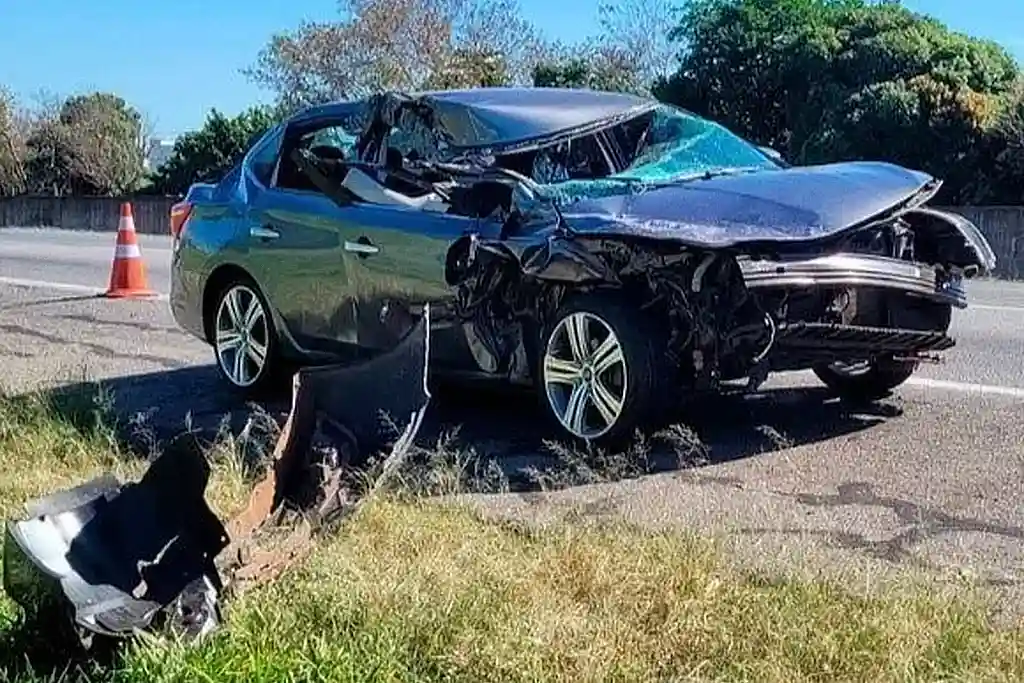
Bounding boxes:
[168,86,996,446]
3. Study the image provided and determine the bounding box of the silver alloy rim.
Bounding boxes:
[543,311,628,440]
[215,285,269,388]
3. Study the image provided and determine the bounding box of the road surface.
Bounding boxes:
[2,227,1023,622]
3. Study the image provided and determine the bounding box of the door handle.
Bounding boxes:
[251,225,280,240]
[344,238,380,257]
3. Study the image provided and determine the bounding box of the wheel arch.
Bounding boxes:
[201,263,260,344]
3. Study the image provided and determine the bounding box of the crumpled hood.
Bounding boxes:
[559,161,937,248]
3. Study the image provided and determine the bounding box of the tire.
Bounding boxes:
[210,276,283,395]
[813,356,917,401]
[535,293,673,449]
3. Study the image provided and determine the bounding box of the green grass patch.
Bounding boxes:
[0,388,1022,682]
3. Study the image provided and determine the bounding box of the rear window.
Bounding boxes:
[213,163,242,199]
[248,125,284,186]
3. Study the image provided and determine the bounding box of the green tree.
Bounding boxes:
[533,49,646,93]
[653,0,1020,202]
[149,106,279,196]
[533,0,677,95]
[969,79,1024,204]
[22,92,147,196]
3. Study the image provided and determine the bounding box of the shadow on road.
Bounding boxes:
[24,364,903,493]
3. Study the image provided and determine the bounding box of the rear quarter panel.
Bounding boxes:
[169,193,250,342]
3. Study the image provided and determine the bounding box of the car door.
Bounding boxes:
[332,201,474,354]
[327,111,477,357]
[242,108,367,359]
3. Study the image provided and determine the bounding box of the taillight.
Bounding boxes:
[170,201,193,240]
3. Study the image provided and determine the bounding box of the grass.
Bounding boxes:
[0,388,1022,682]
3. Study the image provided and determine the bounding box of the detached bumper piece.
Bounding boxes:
[2,445,228,648]
[2,305,433,649]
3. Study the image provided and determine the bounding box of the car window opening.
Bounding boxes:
[279,98,784,232]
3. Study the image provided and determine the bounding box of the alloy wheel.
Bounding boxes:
[214,284,270,388]
[542,311,628,440]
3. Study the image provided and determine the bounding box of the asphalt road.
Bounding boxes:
[2,227,1023,623]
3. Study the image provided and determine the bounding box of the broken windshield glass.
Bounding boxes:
[535,104,781,206]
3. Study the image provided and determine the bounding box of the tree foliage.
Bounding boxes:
[244,0,547,111]
[533,51,645,94]
[653,0,1020,202]
[2,91,149,196]
[3,1,1024,205]
[0,87,29,196]
[149,107,279,196]
[532,0,678,95]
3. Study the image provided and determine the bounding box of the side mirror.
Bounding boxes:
[759,146,784,162]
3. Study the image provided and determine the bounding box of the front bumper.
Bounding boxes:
[737,253,968,309]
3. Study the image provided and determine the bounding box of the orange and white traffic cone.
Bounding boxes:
[105,202,157,299]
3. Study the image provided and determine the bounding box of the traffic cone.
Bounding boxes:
[105,202,157,299]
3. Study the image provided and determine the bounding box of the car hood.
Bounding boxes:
[557,161,938,248]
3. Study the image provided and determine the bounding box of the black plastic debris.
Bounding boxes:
[2,305,434,645]
[228,303,433,531]
[2,441,228,647]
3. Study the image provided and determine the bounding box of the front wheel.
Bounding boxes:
[813,357,917,401]
[211,279,282,394]
[536,294,672,448]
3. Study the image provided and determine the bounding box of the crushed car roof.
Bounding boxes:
[291,87,658,151]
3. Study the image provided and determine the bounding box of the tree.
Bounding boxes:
[595,0,679,86]
[149,106,279,196]
[532,0,678,95]
[244,0,547,111]
[0,87,28,196]
[968,78,1024,204]
[21,92,148,196]
[431,46,510,89]
[532,49,646,93]
[653,0,1020,201]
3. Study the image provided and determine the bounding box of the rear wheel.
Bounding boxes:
[211,278,282,394]
[536,294,672,448]
[813,357,917,401]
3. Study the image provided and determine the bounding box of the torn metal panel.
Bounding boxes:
[358,88,656,160]
[2,443,228,645]
[221,303,432,578]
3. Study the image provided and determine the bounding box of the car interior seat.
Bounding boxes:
[340,166,450,213]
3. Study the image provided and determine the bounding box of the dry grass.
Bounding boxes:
[0,387,1022,682]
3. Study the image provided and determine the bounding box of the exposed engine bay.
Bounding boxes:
[444,216,967,396]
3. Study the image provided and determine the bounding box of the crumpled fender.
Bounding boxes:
[446,232,619,287]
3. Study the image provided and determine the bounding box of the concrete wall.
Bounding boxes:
[0,195,177,236]
[1,195,1022,278]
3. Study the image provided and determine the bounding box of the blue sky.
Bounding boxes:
[0,0,1021,138]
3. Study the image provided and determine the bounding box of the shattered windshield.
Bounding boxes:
[533,104,782,205]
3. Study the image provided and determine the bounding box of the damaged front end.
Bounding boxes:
[3,305,432,648]
[444,161,992,396]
